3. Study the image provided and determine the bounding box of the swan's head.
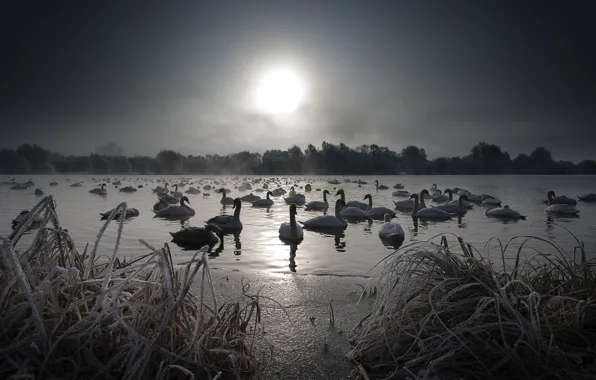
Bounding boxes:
[289,203,298,215]
[460,194,468,201]
[181,196,190,204]
[323,189,330,195]
[383,213,391,222]
[410,194,419,200]
[232,198,241,209]
[101,183,106,189]
[335,189,344,196]
[336,199,346,207]
[267,191,274,197]
[420,189,429,196]
[504,205,510,209]
[375,180,379,185]
[290,186,295,191]
[363,194,372,201]
[445,189,452,195]
[547,190,556,198]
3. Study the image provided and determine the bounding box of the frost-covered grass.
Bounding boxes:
[1,196,263,379]
[348,233,596,379]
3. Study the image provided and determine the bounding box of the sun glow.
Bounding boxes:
[254,67,305,114]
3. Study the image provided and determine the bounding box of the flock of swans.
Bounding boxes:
[3,176,596,255]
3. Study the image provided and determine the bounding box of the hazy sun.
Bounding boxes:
[255,68,305,114]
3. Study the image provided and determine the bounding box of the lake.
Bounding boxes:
[1,175,595,276]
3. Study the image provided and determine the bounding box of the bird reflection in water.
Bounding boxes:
[363,218,373,234]
[411,216,419,236]
[233,233,242,256]
[334,232,346,251]
[289,244,298,272]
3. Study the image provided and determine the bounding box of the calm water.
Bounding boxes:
[2,175,596,276]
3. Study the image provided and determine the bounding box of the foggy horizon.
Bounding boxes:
[2,1,595,162]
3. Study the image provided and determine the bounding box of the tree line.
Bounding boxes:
[1,142,595,175]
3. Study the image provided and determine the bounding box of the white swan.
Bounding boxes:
[171,184,183,198]
[34,188,44,195]
[431,190,449,203]
[542,191,577,206]
[305,184,312,192]
[375,180,389,190]
[49,181,58,186]
[378,213,405,241]
[482,196,502,206]
[578,193,596,202]
[411,193,453,221]
[305,190,330,211]
[432,194,469,215]
[154,196,195,217]
[185,187,201,195]
[206,198,243,233]
[429,184,441,197]
[153,183,169,195]
[89,184,107,195]
[392,190,410,197]
[285,187,306,205]
[159,194,180,204]
[252,191,274,207]
[279,204,304,241]
[100,207,140,219]
[299,199,348,230]
[336,189,368,210]
[218,188,235,205]
[119,186,137,193]
[394,190,427,211]
[240,193,261,202]
[486,205,526,220]
[363,193,396,218]
[545,191,580,215]
[11,210,44,228]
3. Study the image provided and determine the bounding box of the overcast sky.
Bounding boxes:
[1,0,595,161]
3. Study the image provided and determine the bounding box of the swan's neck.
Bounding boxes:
[233,204,241,219]
[339,192,345,202]
[267,193,271,200]
[458,197,463,208]
[412,197,419,215]
[419,194,427,209]
[221,190,226,200]
[335,202,344,221]
[290,212,297,237]
[448,191,453,201]
[367,196,372,211]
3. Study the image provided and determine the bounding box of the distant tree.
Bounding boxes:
[470,142,511,174]
[0,149,31,174]
[95,142,124,156]
[110,156,132,173]
[156,150,183,173]
[89,154,112,173]
[16,144,51,172]
[529,147,554,173]
[512,153,533,174]
[401,146,427,174]
[578,160,596,174]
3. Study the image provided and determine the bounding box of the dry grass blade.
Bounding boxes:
[347,232,596,380]
[0,196,264,379]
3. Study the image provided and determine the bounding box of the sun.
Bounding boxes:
[254,67,305,114]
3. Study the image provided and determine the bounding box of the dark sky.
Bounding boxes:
[1,0,595,161]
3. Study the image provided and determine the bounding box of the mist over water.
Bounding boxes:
[2,174,596,276]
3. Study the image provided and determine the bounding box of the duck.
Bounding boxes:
[336,189,368,210]
[119,186,137,193]
[545,191,580,215]
[432,194,469,215]
[363,194,396,218]
[305,190,330,211]
[185,187,201,195]
[378,213,405,242]
[71,182,83,187]
[153,183,169,195]
[252,191,274,207]
[299,199,348,230]
[271,188,287,197]
[240,193,261,202]
[217,188,235,205]
[486,205,526,220]
[171,184,183,198]
[170,224,224,251]
[100,208,140,219]
[541,191,577,206]
[578,193,596,202]
[89,184,108,195]
[393,183,405,189]
[375,180,389,190]
[305,184,312,192]
[206,198,243,233]
[411,193,453,221]
[34,188,44,196]
[49,181,58,186]
[279,204,304,242]
[153,196,195,217]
